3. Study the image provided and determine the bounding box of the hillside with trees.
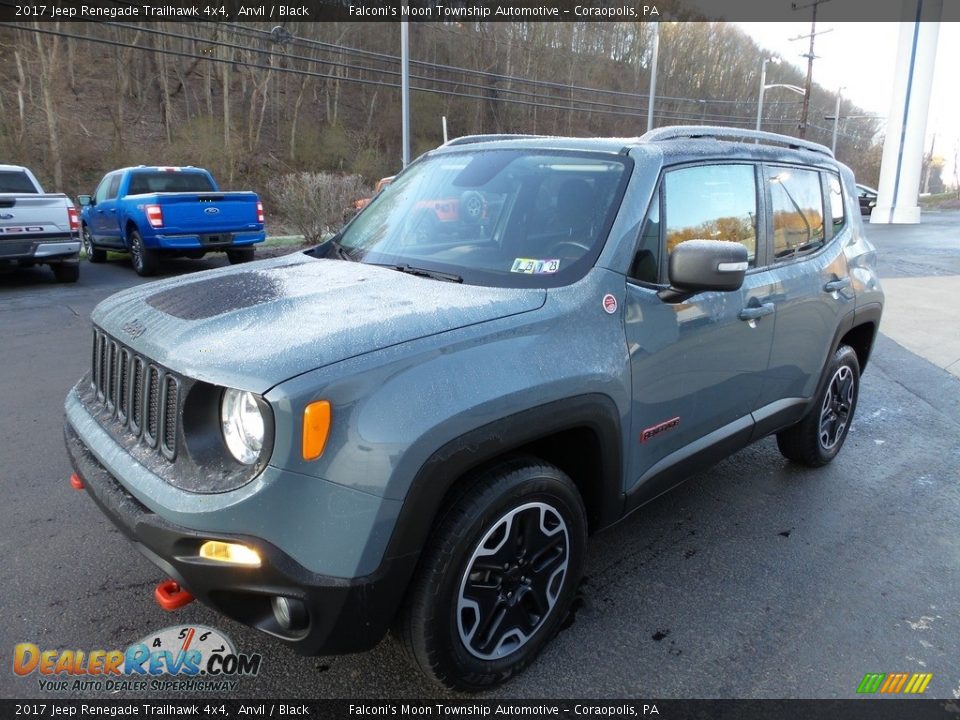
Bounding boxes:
[0,20,885,217]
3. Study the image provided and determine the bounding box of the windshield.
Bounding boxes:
[327,150,630,288]
[127,172,214,194]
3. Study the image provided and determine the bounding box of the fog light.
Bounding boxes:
[198,541,261,567]
[272,596,308,631]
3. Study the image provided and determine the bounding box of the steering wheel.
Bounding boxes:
[546,240,591,257]
[460,191,485,224]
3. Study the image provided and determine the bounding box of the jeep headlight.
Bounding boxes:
[220,388,265,465]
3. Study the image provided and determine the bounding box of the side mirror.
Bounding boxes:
[78,195,92,207]
[665,240,748,295]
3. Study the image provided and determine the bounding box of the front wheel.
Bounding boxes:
[82,226,106,263]
[398,459,586,691]
[777,344,860,467]
[129,229,159,277]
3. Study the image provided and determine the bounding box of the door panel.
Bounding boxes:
[625,276,774,494]
[624,162,776,494]
[756,169,854,407]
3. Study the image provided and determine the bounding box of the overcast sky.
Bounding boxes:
[738,22,960,187]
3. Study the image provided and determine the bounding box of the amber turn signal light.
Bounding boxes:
[302,400,331,461]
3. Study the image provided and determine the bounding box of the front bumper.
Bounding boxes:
[64,420,417,656]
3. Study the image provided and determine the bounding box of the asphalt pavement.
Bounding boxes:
[1,221,958,701]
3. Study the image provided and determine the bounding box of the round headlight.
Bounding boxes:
[221,388,265,465]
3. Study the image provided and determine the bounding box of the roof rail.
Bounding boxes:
[640,125,834,158]
[443,133,547,147]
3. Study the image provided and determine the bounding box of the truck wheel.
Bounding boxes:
[82,226,106,263]
[129,229,159,277]
[52,262,79,283]
[399,459,587,691]
[777,344,860,467]
[226,248,255,264]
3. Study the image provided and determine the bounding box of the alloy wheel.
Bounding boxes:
[457,502,569,660]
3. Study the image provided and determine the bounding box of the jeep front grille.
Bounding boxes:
[90,327,180,461]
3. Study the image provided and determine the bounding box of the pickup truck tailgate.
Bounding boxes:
[0,194,74,258]
[0,195,72,233]
[137,192,261,234]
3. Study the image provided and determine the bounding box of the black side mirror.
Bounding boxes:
[78,195,93,207]
[661,240,748,300]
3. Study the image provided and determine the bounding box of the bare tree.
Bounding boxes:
[33,21,64,189]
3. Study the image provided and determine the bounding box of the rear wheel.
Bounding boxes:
[52,262,79,283]
[226,248,255,264]
[398,459,586,691]
[82,226,106,263]
[777,344,860,467]
[129,229,159,277]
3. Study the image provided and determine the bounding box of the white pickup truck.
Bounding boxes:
[0,164,81,282]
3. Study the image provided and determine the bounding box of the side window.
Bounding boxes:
[827,173,846,235]
[769,167,825,260]
[629,190,660,284]
[93,175,112,204]
[106,174,122,201]
[663,164,758,267]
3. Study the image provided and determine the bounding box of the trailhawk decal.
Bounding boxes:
[640,416,681,443]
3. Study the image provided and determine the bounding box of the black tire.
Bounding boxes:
[128,229,159,277]
[226,248,255,264]
[52,262,79,283]
[777,344,860,467]
[82,226,106,263]
[398,459,587,691]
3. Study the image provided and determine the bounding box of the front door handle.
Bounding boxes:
[738,303,775,321]
[824,277,850,293]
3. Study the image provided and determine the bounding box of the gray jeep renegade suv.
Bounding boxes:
[65,126,883,690]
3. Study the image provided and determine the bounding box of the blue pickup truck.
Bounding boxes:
[78,166,265,276]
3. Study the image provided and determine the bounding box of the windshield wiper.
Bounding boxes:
[327,238,356,261]
[373,263,463,283]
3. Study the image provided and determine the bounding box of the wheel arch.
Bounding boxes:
[124,219,141,247]
[382,393,624,566]
[840,302,882,372]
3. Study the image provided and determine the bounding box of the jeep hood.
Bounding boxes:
[91,254,546,393]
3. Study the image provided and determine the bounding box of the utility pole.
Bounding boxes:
[646,22,660,133]
[400,2,411,167]
[791,0,832,138]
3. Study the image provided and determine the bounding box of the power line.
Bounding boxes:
[225,21,804,109]
[0,20,836,137]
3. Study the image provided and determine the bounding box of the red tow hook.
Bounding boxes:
[69,473,85,490]
[154,580,195,611]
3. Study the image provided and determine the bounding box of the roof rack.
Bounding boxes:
[443,134,547,147]
[640,125,834,158]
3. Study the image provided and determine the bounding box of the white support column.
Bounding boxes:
[871,0,942,224]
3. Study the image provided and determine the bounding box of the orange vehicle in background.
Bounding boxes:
[353,176,395,210]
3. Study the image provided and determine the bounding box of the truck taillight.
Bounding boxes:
[145,205,163,228]
[257,202,264,224]
[68,207,79,232]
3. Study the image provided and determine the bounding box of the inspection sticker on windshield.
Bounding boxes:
[511,258,560,275]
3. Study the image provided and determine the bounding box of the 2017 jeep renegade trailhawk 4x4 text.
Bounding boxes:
[65,127,883,690]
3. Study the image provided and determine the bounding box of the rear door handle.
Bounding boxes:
[738,303,775,321]
[824,277,850,293]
